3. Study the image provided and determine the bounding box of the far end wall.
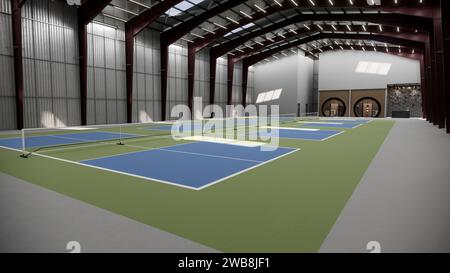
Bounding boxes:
[318,50,420,91]
[253,51,314,115]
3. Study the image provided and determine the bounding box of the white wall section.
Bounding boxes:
[318,50,420,91]
[253,51,314,115]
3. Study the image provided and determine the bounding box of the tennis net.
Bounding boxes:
[19,122,174,157]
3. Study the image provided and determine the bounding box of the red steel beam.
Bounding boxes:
[442,0,450,133]
[193,4,433,54]
[211,14,430,61]
[227,54,234,105]
[126,0,182,122]
[208,13,432,106]
[187,44,196,118]
[242,65,249,107]
[424,39,434,123]
[420,56,427,119]
[243,33,425,67]
[209,57,217,106]
[161,0,243,46]
[432,11,445,129]
[219,26,427,61]
[307,46,422,59]
[240,33,426,106]
[78,0,112,126]
[11,0,25,129]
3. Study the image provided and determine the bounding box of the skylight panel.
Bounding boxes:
[272,89,283,100]
[355,61,392,75]
[166,0,204,16]
[224,23,255,37]
[256,93,265,103]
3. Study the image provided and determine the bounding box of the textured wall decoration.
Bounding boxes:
[387,84,422,118]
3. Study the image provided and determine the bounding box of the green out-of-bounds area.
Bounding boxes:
[0,120,394,252]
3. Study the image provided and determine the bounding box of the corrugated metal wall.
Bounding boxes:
[87,20,127,125]
[0,0,17,129]
[0,0,254,129]
[215,57,228,112]
[21,0,80,128]
[130,27,161,123]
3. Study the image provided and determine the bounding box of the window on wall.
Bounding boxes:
[255,89,283,103]
[355,61,392,75]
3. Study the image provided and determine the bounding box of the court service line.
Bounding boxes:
[320,130,345,142]
[2,142,301,191]
[196,148,300,190]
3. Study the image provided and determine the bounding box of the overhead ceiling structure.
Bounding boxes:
[9,0,449,133]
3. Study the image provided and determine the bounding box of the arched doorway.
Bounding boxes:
[353,97,382,118]
[322,98,346,117]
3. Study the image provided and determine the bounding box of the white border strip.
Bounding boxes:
[262,126,320,132]
[0,143,300,191]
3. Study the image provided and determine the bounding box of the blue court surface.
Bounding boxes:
[254,128,342,141]
[321,119,370,123]
[147,119,259,132]
[299,122,362,129]
[0,131,138,150]
[81,142,297,190]
[149,124,342,141]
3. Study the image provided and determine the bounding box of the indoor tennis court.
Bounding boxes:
[0,0,449,256]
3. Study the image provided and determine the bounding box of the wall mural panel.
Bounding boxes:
[387,84,422,118]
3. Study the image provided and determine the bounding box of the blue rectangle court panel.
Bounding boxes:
[300,123,362,129]
[255,128,342,141]
[81,142,297,190]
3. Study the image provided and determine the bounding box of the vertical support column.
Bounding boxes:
[433,10,445,129]
[349,89,352,117]
[209,56,217,106]
[425,40,434,124]
[125,30,134,123]
[420,55,427,119]
[78,24,88,126]
[242,64,248,107]
[442,0,450,133]
[77,0,113,125]
[187,44,196,117]
[227,55,234,106]
[11,0,24,129]
[160,42,169,120]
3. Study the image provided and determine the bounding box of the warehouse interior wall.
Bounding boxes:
[0,0,254,129]
[253,50,315,115]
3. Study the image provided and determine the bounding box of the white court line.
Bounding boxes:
[82,142,264,164]
[261,126,320,132]
[157,148,264,163]
[181,135,265,147]
[38,135,173,154]
[196,148,300,190]
[1,141,300,191]
[78,142,193,162]
[298,122,344,125]
[320,130,345,142]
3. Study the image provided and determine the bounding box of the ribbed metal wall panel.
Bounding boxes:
[0,0,11,13]
[0,97,16,129]
[87,19,141,124]
[0,8,15,129]
[12,0,81,128]
[0,56,14,97]
[0,13,12,55]
[0,0,254,129]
